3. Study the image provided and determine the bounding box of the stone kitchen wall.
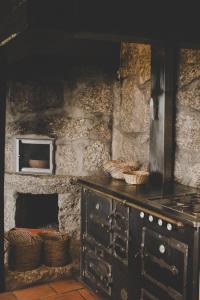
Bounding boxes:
[4,43,152,236]
[175,49,200,188]
[5,44,200,239]
[112,43,151,169]
[4,66,114,234]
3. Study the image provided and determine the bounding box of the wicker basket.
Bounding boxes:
[123,171,149,185]
[7,229,43,272]
[103,160,141,180]
[40,232,70,267]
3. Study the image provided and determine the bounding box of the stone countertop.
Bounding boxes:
[78,176,200,228]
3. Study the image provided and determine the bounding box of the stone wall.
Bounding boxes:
[112,43,151,169]
[112,44,200,188]
[5,44,200,238]
[4,66,115,234]
[175,49,200,188]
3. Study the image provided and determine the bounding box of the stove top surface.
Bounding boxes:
[150,193,200,219]
[79,176,200,227]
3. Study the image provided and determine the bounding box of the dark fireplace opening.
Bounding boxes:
[15,193,59,229]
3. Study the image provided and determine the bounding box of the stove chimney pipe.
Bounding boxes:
[149,46,176,186]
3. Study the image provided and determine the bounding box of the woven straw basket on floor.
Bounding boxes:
[7,229,43,271]
[39,232,70,267]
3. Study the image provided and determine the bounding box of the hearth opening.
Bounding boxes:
[15,193,59,229]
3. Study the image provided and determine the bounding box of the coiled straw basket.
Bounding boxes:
[39,232,70,267]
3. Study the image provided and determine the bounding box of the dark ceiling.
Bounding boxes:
[0,0,200,70]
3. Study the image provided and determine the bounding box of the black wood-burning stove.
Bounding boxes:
[79,177,200,300]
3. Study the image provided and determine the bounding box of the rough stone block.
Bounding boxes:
[4,173,80,195]
[55,142,81,176]
[89,115,112,141]
[177,80,200,111]
[175,161,200,188]
[83,141,111,173]
[120,79,150,133]
[180,49,200,65]
[4,192,16,231]
[178,64,200,87]
[120,43,151,85]
[112,129,149,167]
[176,108,200,152]
[58,193,80,236]
[4,139,15,173]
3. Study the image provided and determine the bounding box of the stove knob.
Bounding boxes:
[140,212,145,219]
[158,219,163,226]
[149,215,154,222]
[159,244,166,254]
[167,223,173,231]
[95,203,100,210]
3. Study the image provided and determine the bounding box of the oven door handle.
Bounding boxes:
[147,253,179,276]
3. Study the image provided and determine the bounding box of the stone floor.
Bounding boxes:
[0,279,102,300]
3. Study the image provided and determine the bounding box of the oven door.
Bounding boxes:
[84,251,112,296]
[141,227,188,300]
[86,191,112,248]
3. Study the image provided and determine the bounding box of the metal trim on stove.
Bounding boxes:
[83,186,184,228]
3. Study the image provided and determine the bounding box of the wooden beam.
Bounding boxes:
[0,63,6,292]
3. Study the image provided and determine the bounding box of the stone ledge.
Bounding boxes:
[5,173,81,194]
[5,260,79,292]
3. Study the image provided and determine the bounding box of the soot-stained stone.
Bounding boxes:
[8,81,64,114]
[50,116,112,141]
[64,74,114,114]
